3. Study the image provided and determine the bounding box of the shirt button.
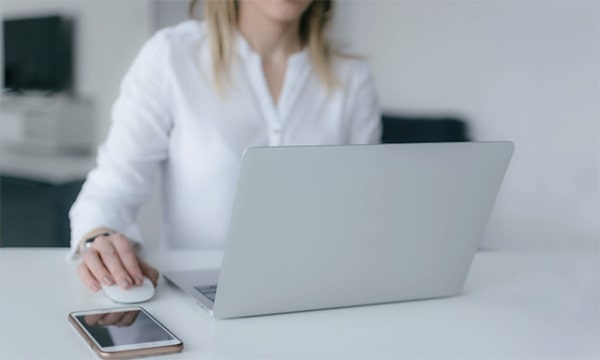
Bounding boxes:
[272,128,281,135]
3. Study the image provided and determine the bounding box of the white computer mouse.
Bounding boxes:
[101,277,155,304]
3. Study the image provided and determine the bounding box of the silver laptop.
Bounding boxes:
[164,142,514,319]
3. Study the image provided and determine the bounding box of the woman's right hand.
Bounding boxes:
[77,231,159,292]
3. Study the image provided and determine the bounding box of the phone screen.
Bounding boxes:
[74,309,175,347]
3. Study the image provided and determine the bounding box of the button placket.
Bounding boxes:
[246,55,282,146]
[274,53,309,146]
[243,48,309,147]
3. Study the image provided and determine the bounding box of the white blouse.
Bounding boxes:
[69,20,381,256]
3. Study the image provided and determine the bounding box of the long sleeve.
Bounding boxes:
[344,62,382,145]
[68,31,173,257]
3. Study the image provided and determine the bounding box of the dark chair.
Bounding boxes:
[381,114,470,144]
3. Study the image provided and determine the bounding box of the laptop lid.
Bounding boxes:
[212,142,514,319]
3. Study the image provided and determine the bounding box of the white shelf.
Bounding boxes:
[1,94,95,155]
[0,149,95,184]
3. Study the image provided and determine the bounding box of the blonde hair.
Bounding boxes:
[189,0,338,93]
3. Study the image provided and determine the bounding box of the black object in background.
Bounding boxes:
[381,114,470,144]
[3,15,74,93]
[0,176,83,247]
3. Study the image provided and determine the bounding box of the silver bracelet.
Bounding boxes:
[81,231,115,254]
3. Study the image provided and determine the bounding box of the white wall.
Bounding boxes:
[333,1,599,252]
[154,0,190,30]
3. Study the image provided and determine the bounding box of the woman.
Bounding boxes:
[71,0,381,292]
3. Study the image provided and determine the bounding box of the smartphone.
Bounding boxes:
[68,306,183,359]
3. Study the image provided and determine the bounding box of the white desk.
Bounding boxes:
[0,249,597,359]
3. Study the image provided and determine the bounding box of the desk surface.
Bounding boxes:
[0,249,597,359]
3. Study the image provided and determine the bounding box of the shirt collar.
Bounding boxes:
[235,32,309,67]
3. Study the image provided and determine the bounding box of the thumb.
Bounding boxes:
[139,259,160,287]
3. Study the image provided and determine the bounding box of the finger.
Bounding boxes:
[116,311,139,327]
[77,262,101,292]
[100,311,128,326]
[112,236,144,286]
[139,259,160,287]
[84,314,104,326]
[93,236,132,289]
[81,251,113,286]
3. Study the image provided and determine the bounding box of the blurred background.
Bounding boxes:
[0,0,598,254]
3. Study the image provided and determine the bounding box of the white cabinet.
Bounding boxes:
[0,94,94,154]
